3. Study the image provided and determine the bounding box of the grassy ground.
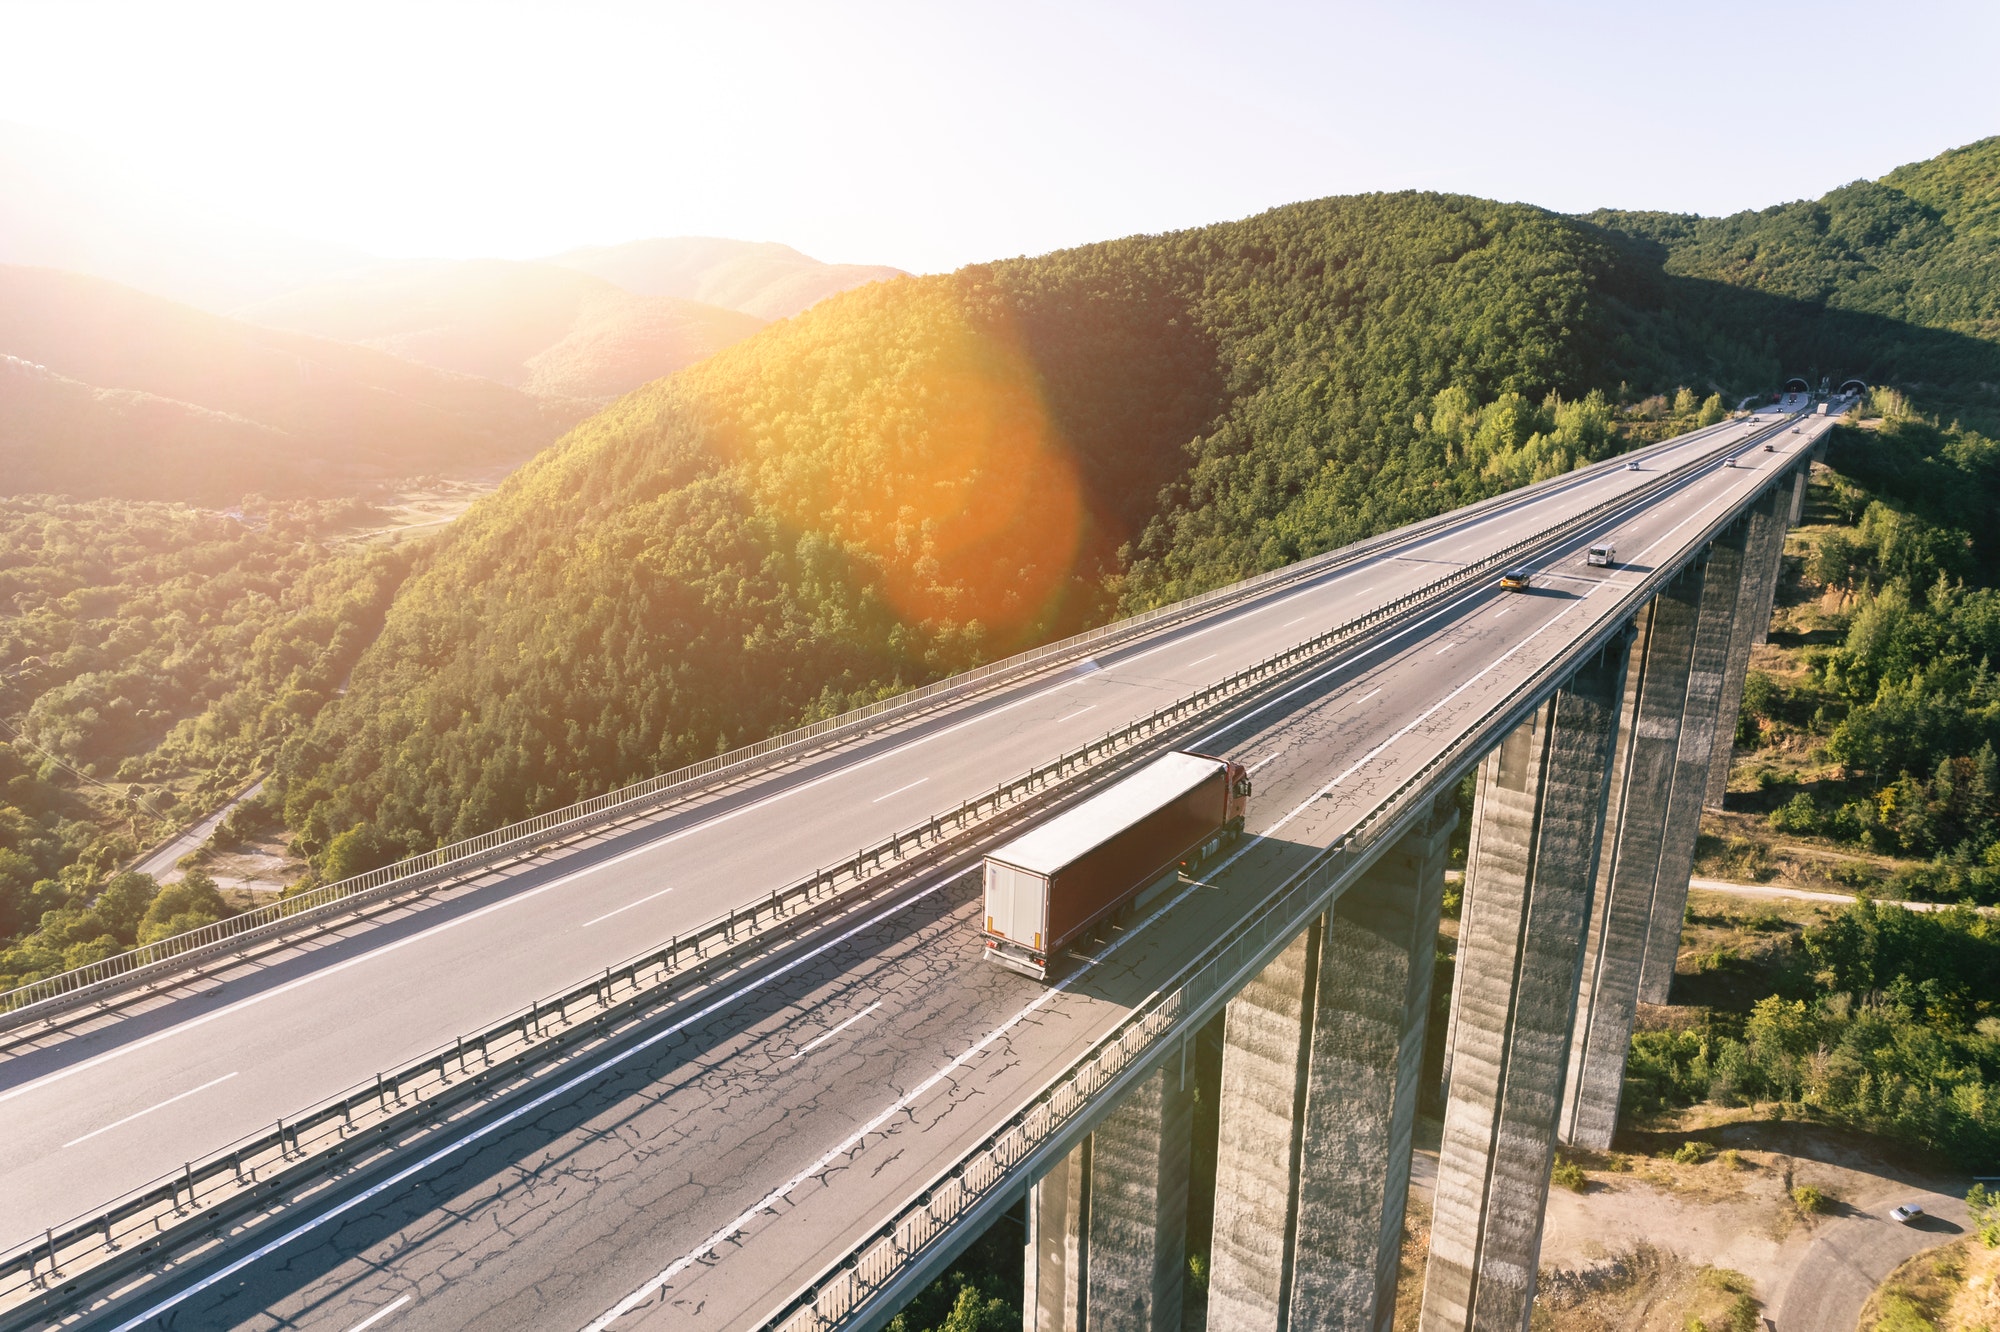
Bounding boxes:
[1857,1236,2000,1331]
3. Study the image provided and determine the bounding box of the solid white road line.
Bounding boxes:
[790,1002,884,1059]
[64,1072,238,1149]
[342,1294,412,1332]
[872,779,929,804]
[585,574,1617,1327]
[582,885,678,929]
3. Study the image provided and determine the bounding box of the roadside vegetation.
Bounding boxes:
[1701,394,2000,906]
[0,496,411,990]
[1861,1234,2000,1332]
[1623,890,1998,1164]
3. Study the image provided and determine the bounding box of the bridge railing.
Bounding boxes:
[0,416,1750,1027]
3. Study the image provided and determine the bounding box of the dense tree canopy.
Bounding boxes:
[0,498,408,986]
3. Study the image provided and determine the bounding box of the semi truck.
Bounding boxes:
[981,750,1251,979]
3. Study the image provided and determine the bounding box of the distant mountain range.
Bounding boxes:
[547,238,907,322]
[234,260,767,402]
[0,122,370,313]
[0,266,574,503]
[0,120,907,499]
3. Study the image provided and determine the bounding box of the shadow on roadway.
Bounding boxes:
[147,870,1006,1329]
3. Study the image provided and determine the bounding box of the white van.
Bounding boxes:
[1587,544,1616,567]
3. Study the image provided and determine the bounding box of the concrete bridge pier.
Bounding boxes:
[1025,1062,1196,1332]
[1637,524,1747,1004]
[1753,466,1807,648]
[1204,801,1457,1332]
[1706,485,1791,805]
[1558,573,1702,1149]
[1418,644,1625,1331]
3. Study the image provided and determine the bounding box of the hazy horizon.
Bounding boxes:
[2,0,1995,278]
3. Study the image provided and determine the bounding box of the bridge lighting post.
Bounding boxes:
[1558,575,1702,1150]
[1419,644,1625,1332]
[1204,799,1457,1332]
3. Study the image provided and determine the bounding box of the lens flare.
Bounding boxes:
[698,283,1086,645]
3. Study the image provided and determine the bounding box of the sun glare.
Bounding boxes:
[704,289,1087,644]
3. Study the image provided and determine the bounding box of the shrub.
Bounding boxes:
[1672,1140,1716,1165]
[1770,792,1823,836]
[1971,1183,2000,1248]
[1551,1156,1588,1192]
[1793,1184,1826,1215]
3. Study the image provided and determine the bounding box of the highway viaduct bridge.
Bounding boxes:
[0,397,1838,1331]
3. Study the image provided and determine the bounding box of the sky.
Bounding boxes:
[1,0,1996,275]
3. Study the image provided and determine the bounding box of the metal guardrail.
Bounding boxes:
[761,440,1817,1332]
[0,415,1749,1028]
[0,413,1804,1321]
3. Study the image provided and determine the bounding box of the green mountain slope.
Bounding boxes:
[0,266,578,502]
[279,189,1853,858]
[236,260,766,402]
[548,237,905,320]
[1586,136,2000,414]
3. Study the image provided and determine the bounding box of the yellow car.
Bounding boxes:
[1499,568,1534,591]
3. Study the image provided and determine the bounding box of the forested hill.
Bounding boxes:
[277,190,1792,862]
[1586,135,2000,425]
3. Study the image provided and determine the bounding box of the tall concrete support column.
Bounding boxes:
[1025,1067,1196,1332]
[1206,802,1456,1332]
[1705,486,1791,806]
[1091,1067,1196,1331]
[1419,646,1625,1332]
[1558,577,1701,1149]
[1028,1140,1090,1332]
[1637,526,1748,1003]
[1754,464,1806,647]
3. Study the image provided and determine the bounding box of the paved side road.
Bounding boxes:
[1690,878,1997,916]
[1772,1188,1970,1331]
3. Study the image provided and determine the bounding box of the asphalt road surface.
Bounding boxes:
[55,407,1837,1330]
[1773,1187,1971,1331]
